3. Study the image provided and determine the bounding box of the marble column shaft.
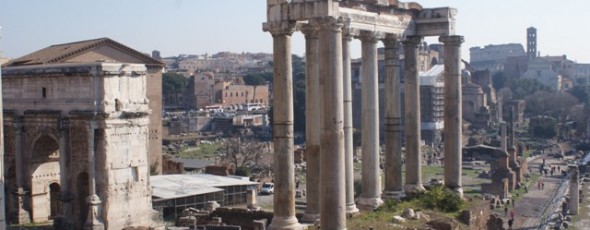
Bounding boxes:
[85,121,104,230]
[358,31,383,209]
[0,30,5,227]
[440,35,465,196]
[500,122,507,152]
[14,119,30,223]
[58,119,73,218]
[383,36,403,198]
[342,27,359,214]
[403,36,425,193]
[265,21,301,230]
[318,17,346,230]
[301,24,320,223]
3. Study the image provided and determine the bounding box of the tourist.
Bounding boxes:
[541,182,545,190]
[508,218,514,230]
[512,199,515,207]
[537,181,541,190]
[296,179,300,189]
[524,184,528,193]
[510,209,515,219]
[504,205,508,216]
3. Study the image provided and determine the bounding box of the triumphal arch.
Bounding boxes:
[264,0,464,229]
[2,38,162,229]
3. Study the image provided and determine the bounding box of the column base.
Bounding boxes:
[268,215,302,230]
[301,213,319,224]
[446,186,464,198]
[346,203,360,216]
[404,184,425,195]
[382,190,405,200]
[13,208,30,224]
[84,222,105,230]
[357,197,383,211]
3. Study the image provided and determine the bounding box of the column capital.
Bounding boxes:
[263,21,297,37]
[439,35,464,46]
[358,30,382,43]
[402,36,422,47]
[300,24,318,39]
[59,118,71,132]
[382,34,399,43]
[314,16,343,32]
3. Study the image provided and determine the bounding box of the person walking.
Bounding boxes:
[542,182,545,190]
[508,218,514,230]
[510,209,515,219]
[504,205,509,217]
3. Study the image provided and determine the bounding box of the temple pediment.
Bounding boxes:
[3,37,163,68]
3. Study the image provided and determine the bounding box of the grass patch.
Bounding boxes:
[177,142,221,159]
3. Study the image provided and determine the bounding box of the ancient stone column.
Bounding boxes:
[0,27,6,228]
[358,30,383,210]
[500,122,507,152]
[569,165,579,215]
[85,121,104,230]
[383,35,404,199]
[342,25,359,215]
[301,24,320,223]
[317,16,347,229]
[403,36,425,193]
[14,118,30,224]
[263,21,302,230]
[440,35,465,196]
[56,118,73,228]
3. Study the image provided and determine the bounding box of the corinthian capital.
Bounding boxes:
[263,21,297,37]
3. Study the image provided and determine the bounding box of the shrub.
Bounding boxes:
[420,185,464,212]
[235,166,251,176]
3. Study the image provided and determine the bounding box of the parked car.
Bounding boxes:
[260,183,274,195]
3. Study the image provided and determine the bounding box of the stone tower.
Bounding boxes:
[527,27,537,60]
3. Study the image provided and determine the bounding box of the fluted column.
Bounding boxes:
[13,118,30,224]
[357,31,383,210]
[440,35,465,196]
[317,17,347,230]
[85,121,104,230]
[383,35,404,199]
[342,25,359,215]
[301,24,320,223]
[56,118,74,228]
[403,36,425,193]
[0,26,5,228]
[263,21,301,230]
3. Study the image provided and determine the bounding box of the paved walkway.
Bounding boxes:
[503,156,567,230]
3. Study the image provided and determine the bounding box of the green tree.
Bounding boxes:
[510,78,551,99]
[568,85,589,105]
[243,73,268,85]
[162,72,188,105]
[492,71,510,90]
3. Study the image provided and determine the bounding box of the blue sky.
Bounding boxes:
[1,0,589,62]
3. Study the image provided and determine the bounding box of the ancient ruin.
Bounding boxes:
[1,38,163,229]
[263,0,462,229]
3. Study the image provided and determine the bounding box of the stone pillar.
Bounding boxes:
[403,36,425,193]
[13,119,30,224]
[342,25,359,215]
[382,35,404,199]
[85,121,104,230]
[317,16,346,229]
[263,21,301,230]
[0,26,6,228]
[301,24,320,223]
[440,35,465,196]
[569,165,579,215]
[357,30,383,210]
[56,118,74,229]
[500,122,507,152]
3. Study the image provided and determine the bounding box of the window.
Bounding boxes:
[42,87,47,98]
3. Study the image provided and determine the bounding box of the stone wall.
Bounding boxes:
[210,208,273,229]
[459,200,491,229]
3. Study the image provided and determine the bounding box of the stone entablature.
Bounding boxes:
[3,63,150,115]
